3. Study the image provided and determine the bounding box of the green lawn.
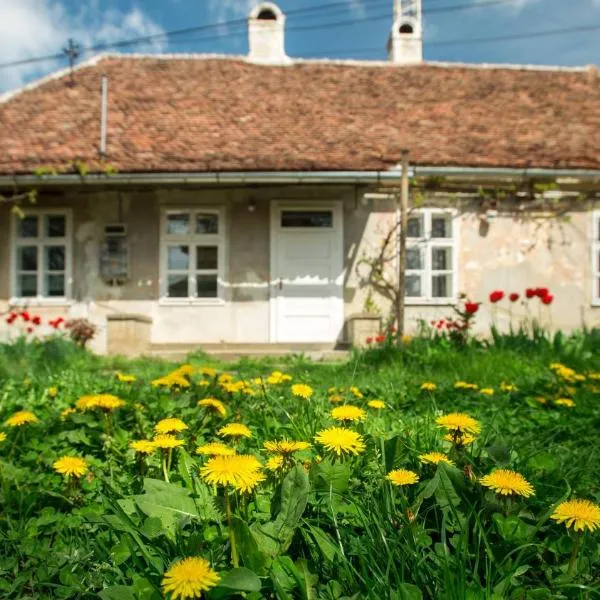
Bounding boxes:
[0,333,599,599]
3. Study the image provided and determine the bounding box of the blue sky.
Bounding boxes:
[1,0,599,93]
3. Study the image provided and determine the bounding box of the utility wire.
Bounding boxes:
[0,0,527,70]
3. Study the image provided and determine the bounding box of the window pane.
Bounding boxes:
[407,216,423,238]
[18,216,38,238]
[18,274,37,297]
[196,274,218,298]
[432,215,452,238]
[196,246,218,270]
[166,214,190,235]
[18,246,38,271]
[432,247,452,271]
[406,274,421,297]
[196,213,219,234]
[46,215,66,237]
[281,211,333,228]
[167,274,189,298]
[168,246,189,270]
[46,274,65,297]
[45,246,65,271]
[432,274,451,298]
[407,247,422,270]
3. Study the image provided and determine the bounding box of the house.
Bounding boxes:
[1,1,599,356]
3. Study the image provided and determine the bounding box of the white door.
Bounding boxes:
[271,205,344,343]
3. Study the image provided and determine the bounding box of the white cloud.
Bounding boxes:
[0,0,166,92]
[206,0,257,21]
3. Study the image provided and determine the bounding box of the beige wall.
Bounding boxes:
[1,186,598,353]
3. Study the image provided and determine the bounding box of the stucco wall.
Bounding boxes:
[1,187,598,353]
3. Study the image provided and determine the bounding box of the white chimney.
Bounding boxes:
[248,2,290,65]
[388,0,423,65]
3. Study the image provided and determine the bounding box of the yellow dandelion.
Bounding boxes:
[368,400,386,410]
[436,412,481,434]
[5,410,38,427]
[479,388,495,396]
[152,374,190,388]
[218,373,233,385]
[60,407,76,420]
[555,398,576,408]
[535,397,548,405]
[329,394,344,404]
[387,469,420,486]
[480,469,535,498]
[349,386,364,399]
[291,384,314,400]
[198,380,210,388]
[130,440,157,455]
[75,394,124,411]
[420,382,437,391]
[266,455,285,472]
[195,442,237,456]
[200,454,265,493]
[218,423,252,439]
[263,440,311,455]
[500,382,517,392]
[419,452,454,466]
[47,386,58,398]
[53,456,88,478]
[314,427,366,457]
[588,373,600,381]
[198,398,227,417]
[173,364,196,377]
[330,405,367,422]
[116,372,136,383]
[443,432,477,446]
[153,434,185,449]
[134,403,146,412]
[199,367,217,378]
[0,432,6,443]
[328,387,338,394]
[155,418,188,434]
[454,381,478,390]
[551,499,600,533]
[162,556,220,600]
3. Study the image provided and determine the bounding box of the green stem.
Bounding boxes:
[224,492,239,568]
[162,451,170,483]
[568,531,583,577]
[8,428,22,461]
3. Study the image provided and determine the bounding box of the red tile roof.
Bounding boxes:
[1,55,599,174]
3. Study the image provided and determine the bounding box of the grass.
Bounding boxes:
[0,332,599,599]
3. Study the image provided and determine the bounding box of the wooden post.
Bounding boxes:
[396,150,410,346]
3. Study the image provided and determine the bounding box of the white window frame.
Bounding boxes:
[159,207,226,306]
[10,208,73,305]
[593,210,600,307]
[404,208,459,305]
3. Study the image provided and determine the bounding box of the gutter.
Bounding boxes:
[0,167,599,188]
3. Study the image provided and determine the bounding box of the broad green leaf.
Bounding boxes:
[99,586,136,600]
[209,568,261,599]
[384,434,405,473]
[143,478,190,496]
[434,464,462,513]
[527,453,558,472]
[270,556,296,598]
[303,523,341,563]
[232,517,270,573]
[292,559,318,600]
[110,539,131,566]
[311,460,350,496]
[177,448,195,489]
[135,491,200,540]
[132,575,161,600]
[392,583,423,600]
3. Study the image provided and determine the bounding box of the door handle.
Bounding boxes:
[278,279,283,291]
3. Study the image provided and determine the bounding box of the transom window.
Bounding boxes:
[161,209,224,301]
[12,211,71,299]
[281,210,333,229]
[405,209,457,302]
[593,211,600,305]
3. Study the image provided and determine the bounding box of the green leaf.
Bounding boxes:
[434,464,462,513]
[141,517,164,540]
[135,491,200,540]
[270,556,297,598]
[384,434,405,473]
[303,524,341,563]
[312,460,350,496]
[232,517,270,573]
[492,514,535,544]
[485,444,511,466]
[209,568,261,599]
[143,478,190,496]
[110,539,131,566]
[99,586,136,600]
[177,448,195,489]
[132,575,161,600]
[391,583,423,600]
[527,453,558,472]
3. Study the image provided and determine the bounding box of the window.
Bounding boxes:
[593,211,600,305]
[281,210,333,228]
[12,211,71,300]
[405,209,457,303]
[161,209,224,302]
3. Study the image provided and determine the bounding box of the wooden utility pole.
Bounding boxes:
[396,149,410,346]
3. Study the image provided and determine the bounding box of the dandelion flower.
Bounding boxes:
[443,432,477,446]
[199,367,217,378]
[174,364,196,377]
[76,394,125,411]
[551,499,600,533]
[5,410,38,427]
[130,440,157,455]
[479,388,495,396]
[291,384,314,400]
[535,397,548,405]
[330,405,367,422]
[555,398,576,408]
[368,400,386,410]
[155,418,188,434]
[480,469,535,497]
[454,381,478,390]
[53,456,88,478]
[329,394,344,404]
[196,442,236,456]
[419,452,454,466]
[153,434,185,449]
[266,455,285,472]
[152,374,190,388]
[47,386,58,398]
[500,382,517,392]
[218,373,233,385]
[218,423,252,439]
[0,432,6,443]
[263,440,310,455]
[350,386,364,399]
[162,556,220,600]
[198,398,227,417]
[387,469,419,487]
[436,413,481,435]
[421,382,437,392]
[314,427,365,457]
[116,372,136,383]
[200,454,265,493]
[60,408,76,421]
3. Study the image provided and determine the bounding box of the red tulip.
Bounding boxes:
[21,311,30,322]
[366,337,373,344]
[465,302,479,315]
[375,335,386,343]
[489,290,504,303]
[541,294,554,305]
[32,316,41,326]
[26,326,33,334]
[525,288,536,299]
[509,293,520,302]
[535,287,549,299]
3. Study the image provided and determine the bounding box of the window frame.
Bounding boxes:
[404,208,459,305]
[159,207,226,306]
[592,210,600,307]
[10,208,73,305]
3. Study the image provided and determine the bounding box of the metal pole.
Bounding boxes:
[396,149,410,346]
[100,76,108,156]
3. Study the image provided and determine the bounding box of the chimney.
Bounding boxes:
[248,2,290,65]
[388,0,423,65]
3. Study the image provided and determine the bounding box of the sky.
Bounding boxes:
[1,0,599,93]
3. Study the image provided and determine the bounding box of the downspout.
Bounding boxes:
[100,75,108,157]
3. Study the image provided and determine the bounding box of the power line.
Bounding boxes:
[0,0,525,70]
